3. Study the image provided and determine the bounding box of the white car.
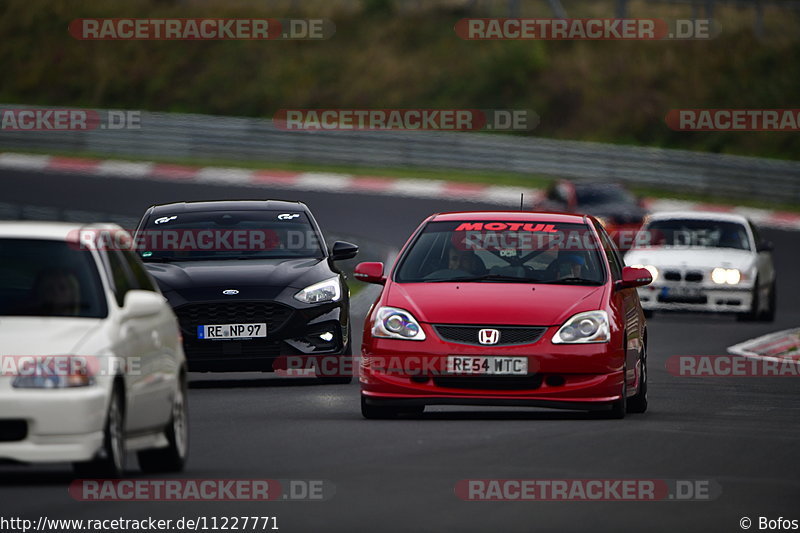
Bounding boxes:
[624,212,776,321]
[0,222,188,476]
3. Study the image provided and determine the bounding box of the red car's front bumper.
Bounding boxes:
[360,328,626,410]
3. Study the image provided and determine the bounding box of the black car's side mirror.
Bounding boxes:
[757,241,774,252]
[330,241,359,261]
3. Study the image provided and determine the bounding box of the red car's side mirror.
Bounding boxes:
[619,266,652,289]
[354,262,386,285]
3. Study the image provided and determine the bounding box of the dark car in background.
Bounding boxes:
[134,200,358,382]
[536,180,648,250]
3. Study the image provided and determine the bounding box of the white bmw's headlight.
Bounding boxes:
[372,307,426,341]
[294,277,341,304]
[630,264,658,282]
[711,268,741,285]
[552,310,610,344]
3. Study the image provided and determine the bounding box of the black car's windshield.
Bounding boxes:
[641,219,751,250]
[138,210,325,262]
[0,239,108,318]
[575,185,635,206]
[394,220,606,285]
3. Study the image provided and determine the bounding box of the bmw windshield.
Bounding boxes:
[394,221,606,285]
[642,219,751,250]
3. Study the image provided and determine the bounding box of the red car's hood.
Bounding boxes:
[385,282,606,326]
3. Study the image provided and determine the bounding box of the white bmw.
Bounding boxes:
[624,212,776,321]
[0,222,188,476]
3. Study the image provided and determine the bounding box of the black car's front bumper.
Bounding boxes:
[172,299,350,372]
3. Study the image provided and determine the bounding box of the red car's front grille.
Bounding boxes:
[432,375,543,390]
[433,325,547,346]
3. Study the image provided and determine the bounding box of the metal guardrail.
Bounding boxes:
[1,106,799,203]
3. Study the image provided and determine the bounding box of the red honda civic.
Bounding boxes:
[355,211,652,419]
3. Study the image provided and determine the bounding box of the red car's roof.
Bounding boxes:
[431,211,588,224]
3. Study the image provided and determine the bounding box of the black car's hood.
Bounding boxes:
[144,257,330,292]
[583,202,647,222]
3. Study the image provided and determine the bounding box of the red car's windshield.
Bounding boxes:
[394,221,606,285]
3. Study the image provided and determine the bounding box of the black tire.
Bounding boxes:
[759,280,776,322]
[627,348,648,414]
[643,310,654,319]
[138,375,189,473]
[361,396,424,419]
[73,384,126,478]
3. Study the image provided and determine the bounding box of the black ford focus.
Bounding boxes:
[134,200,358,382]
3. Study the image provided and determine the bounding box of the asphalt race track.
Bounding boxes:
[1,168,799,533]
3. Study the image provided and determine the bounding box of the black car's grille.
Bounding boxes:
[183,339,283,358]
[664,270,682,281]
[434,325,547,346]
[174,302,294,336]
[433,375,543,390]
[0,420,27,442]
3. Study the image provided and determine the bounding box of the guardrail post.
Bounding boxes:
[616,0,628,19]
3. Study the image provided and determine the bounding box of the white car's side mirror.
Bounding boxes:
[124,290,165,318]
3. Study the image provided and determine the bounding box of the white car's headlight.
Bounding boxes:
[371,307,426,341]
[294,277,341,304]
[630,264,658,282]
[711,268,741,285]
[552,310,610,344]
[12,362,94,389]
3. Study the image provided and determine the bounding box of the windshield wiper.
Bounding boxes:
[427,274,534,283]
[539,277,602,285]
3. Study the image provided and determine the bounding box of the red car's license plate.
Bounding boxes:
[446,356,528,375]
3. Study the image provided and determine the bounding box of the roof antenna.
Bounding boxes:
[519,193,524,211]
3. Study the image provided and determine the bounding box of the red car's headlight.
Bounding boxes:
[552,310,610,344]
[371,306,426,341]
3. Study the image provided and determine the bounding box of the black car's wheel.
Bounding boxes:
[73,384,126,478]
[361,396,424,419]
[138,375,189,473]
[627,348,648,414]
[643,309,654,319]
[759,280,776,322]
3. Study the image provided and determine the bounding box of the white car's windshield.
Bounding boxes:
[0,239,108,318]
[642,219,751,250]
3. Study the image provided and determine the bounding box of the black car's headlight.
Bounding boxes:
[294,276,342,304]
